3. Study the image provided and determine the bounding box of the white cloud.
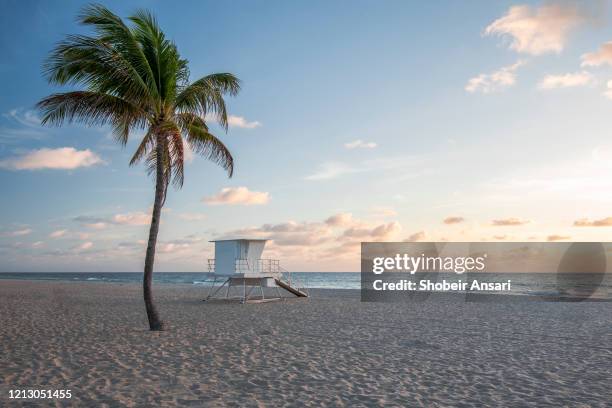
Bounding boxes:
[0,147,104,170]
[77,242,93,250]
[581,41,612,67]
[465,61,525,93]
[203,187,269,205]
[538,71,594,89]
[344,140,377,149]
[5,228,32,237]
[228,115,261,129]
[112,212,150,226]
[484,4,586,55]
[49,229,67,238]
[206,113,261,129]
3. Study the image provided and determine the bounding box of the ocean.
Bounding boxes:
[1,272,611,299]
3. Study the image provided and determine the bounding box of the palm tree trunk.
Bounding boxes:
[143,132,165,331]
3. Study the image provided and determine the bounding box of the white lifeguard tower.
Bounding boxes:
[203,239,308,303]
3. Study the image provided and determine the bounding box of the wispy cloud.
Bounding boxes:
[370,207,397,218]
[344,140,377,149]
[0,109,45,142]
[574,217,612,227]
[203,187,269,205]
[304,162,358,181]
[3,109,41,127]
[112,212,150,226]
[538,71,594,89]
[76,241,94,250]
[491,217,530,226]
[404,231,426,242]
[3,228,32,237]
[465,61,525,93]
[547,234,570,241]
[443,216,465,225]
[73,211,150,229]
[581,41,612,67]
[342,222,401,240]
[484,4,587,55]
[0,147,104,170]
[49,229,68,238]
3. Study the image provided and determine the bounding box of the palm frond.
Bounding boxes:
[183,124,234,177]
[175,73,240,130]
[36,91,146,145]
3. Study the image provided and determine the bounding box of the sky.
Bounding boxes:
[3,0,612,272]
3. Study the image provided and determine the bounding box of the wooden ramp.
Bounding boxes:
[275,279,308,297]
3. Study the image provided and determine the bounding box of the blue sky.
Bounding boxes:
[3,0,612,272]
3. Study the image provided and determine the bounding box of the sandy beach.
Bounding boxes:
[0,280,610,407]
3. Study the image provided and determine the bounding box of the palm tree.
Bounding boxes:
[37,4,239,330]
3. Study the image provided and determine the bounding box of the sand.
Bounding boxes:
[0,280,611,407]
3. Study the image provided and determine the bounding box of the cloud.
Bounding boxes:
[3,109,41,127]
[344,140,377,149]
[203,187,269,205]
[581,41,612,67]
[304,162,358,180]
[443,216,465,225]
[484,4,586,55]
[49,229,67,238]
[86,222,106,230]
[538,71,594,89]
[547,234,571,241]
[465,61,525,93]
[325,213,354,227]
[112,212,150,226]
[0,147,104,170]
[156,237,203,254]
[220,220,333,247]
[493,235,508,240]
[574,217,612,227]
[370,207,397,217]
[178,212,207,221]
[1,109,46,143]
[4,228,32,237]
[491,217,530,226]
[77,241,93,250]
[74,212,150,229]
[206,113,261,129]
[228,115,261,129]
[404,231,426,242]
[342,222,401,241]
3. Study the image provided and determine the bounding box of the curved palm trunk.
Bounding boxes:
[143,132,165,331]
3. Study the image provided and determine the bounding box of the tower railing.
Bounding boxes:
[206,258,308,294]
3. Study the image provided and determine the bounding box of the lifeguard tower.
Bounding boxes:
[203,239,308,303]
